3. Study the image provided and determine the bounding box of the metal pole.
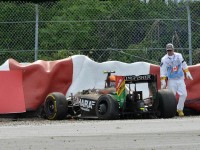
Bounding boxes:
[34,4,39,61]
[186,0,192,65]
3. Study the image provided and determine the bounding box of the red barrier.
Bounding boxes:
[9,58,73,111]
[0,71,25,113]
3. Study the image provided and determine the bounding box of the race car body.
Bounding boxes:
[44,71,177,120]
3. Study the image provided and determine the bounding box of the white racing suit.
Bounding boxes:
[160,52,188,110]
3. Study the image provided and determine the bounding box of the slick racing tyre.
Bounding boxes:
[95,94,119,120]
[157,89,177,118]
[44,92,68,120]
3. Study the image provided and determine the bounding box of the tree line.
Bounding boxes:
[0,0,199,64]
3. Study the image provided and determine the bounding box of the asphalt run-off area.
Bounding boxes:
[0,115,200,150]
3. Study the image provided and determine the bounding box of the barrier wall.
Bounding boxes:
[0,71,25,113]
[0,55,199,113]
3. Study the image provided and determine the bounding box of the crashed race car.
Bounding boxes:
[43,71,177,120]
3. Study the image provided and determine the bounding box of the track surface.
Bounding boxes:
[0,116,200,150]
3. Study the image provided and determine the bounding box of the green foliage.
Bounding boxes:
[37,49,81,61]
[190,1,200,50]
[0,0,199,64]
[192,49,200,65]
[1,0,58,3]
[0,2,35,52]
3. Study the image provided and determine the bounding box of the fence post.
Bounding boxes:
[186,0,192,65]
[34,4,39,61]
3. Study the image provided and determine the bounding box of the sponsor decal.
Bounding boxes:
[172,66,178,72]
[79,98,96,112]
[116,76,125,96]
[125,74,152,81]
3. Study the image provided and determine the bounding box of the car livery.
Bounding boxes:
[43,71,177,120]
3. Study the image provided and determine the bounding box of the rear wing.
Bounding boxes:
[125,74,157,84]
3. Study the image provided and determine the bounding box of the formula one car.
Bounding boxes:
[43,71,177,120]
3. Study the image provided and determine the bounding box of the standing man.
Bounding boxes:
[160,43,193,116]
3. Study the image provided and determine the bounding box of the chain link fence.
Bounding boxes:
[0,1,200,65]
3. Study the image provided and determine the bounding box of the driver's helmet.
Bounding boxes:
[109,75,116,82]
[109,75,116,87]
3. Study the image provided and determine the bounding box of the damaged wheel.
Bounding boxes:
[44,92,68,120]
[95,94,119,120]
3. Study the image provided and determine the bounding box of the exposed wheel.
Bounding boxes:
[157,89,177,118]
[95,94,119,120]
[44,92,68,120]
